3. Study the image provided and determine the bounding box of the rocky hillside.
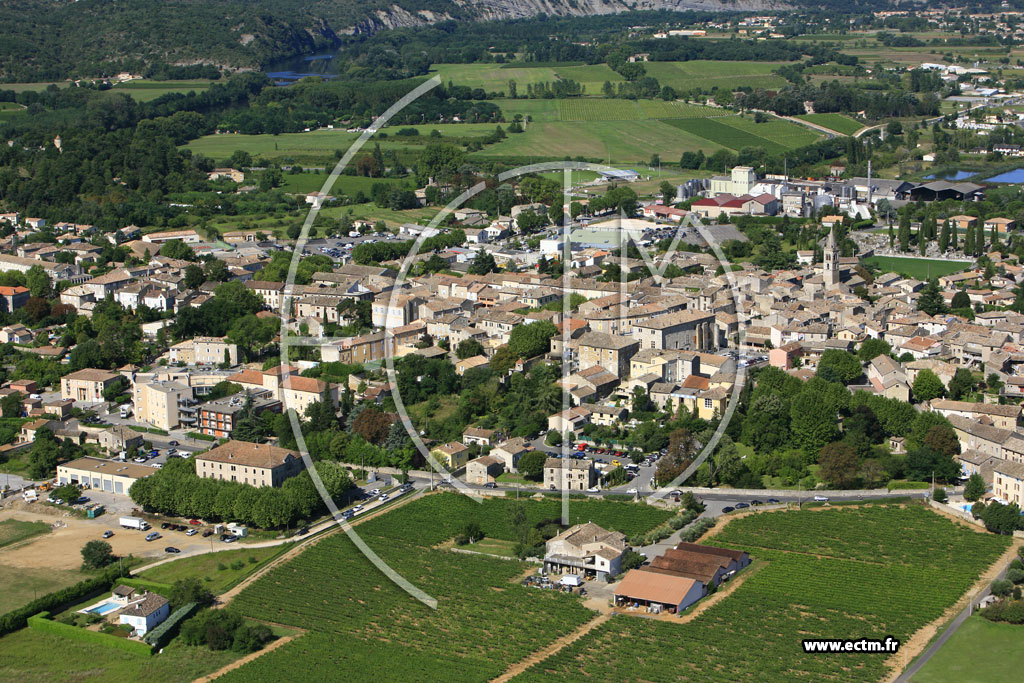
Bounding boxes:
[0,0,791,82]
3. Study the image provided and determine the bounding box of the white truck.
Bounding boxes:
[119,405,132,419]
[22,489,38,502]
[119,516,150,531]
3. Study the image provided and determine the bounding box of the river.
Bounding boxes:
[263,53,339,85]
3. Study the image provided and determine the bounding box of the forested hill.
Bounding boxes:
[0,0,915,83]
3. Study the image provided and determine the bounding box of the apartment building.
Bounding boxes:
[198,391,281,439]
[133,379,195,431]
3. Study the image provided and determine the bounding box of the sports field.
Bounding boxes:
[797,112,864,135]
[862,255,971,279]
[643,60,788,91]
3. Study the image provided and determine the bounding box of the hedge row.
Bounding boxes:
[28,612,153,656]
[0,566,127,637]
[186,432,218,442]
[144,602,198,649]
[116,577,174,595]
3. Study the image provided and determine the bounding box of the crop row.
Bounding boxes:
[514,505,1008,682]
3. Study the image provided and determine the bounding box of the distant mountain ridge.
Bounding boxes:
[0,0,792,81]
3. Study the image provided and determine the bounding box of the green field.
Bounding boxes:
[0,519,50,548]
[110,79,216,102]
[663,115,821,153]
[643,60,789,91]
[475,118,728,163]
[431,63,623,94]
[218,493,671,680]
[913,617,1024,683]
[277,171,412,197]
[0,564,85,615]
[0,628,241,682]
[139,544,289,595]
[517,504,1008,682]
[863,255,971,279]
[185,124,498,163]
[797,112,864,135]
[557,98,724,122]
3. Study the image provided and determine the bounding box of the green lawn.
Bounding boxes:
[862,255,971,279]
[912,617,1024,682]
[0,82,65,92]
[139,544,289,595]
[0,628,241,682]
[277,171,412,196]
[0,519,51,548]
[796,112,864,136]
[461,537,517,557]
[319,203,438,228]
[0,564,86,615]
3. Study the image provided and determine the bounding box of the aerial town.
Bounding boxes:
[4,1,1024,680]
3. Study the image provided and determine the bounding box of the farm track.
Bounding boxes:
[193,628,306,682]
[491,613,611,682]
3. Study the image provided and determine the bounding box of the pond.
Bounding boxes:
[263,54,339,85]
[985,168,1024,183]
[923,170,976,181]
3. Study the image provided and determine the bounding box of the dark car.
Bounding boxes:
[164,546,181,554]
[297,527,309,536]
[750,500,764,506]
[221,534,238,543]
[160,522,170,529]
[169,440,179,446]
[201,529,214,537]
[734,502,750,509]
[484,482,498,489]
[722,506,735,513]
[767,498,781,504]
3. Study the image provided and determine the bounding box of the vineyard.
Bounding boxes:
[514,503,1008,682]
[661,115,821,153]
[220,494,671,681]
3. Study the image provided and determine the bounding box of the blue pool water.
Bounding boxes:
[86,600,120,615]
[924,170,976,181]
[985,168,1024,183]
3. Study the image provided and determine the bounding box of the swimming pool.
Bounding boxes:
[83,600,120,615]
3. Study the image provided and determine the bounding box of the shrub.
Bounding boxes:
[933,488,947,503]
[991,579,1014,597]
[1007,568,1024,585]
[681,518,716,543]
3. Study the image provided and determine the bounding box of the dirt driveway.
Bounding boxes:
[0,507,168,570]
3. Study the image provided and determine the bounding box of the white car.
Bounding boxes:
[352,505,364,513]
[813,495,829,502]
[626,488,638,494]
[586,486,600,493]
[379,494,389,502]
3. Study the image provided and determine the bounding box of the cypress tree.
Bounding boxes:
[938,219,950,252]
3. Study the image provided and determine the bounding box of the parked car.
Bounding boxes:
[484,482,497,489]
[164,546,181,554]
[185,529,197,536]
[160,522,170,529]
[766,498,781,505]
[352,505,364,513]
[145,532,161,541]
[168,440,179,446]
[722,506,735,513]
[297,527,309,535]
[221,534,238,543]
[813,495,829,502]
[750,500,764,506]
[626,488,637,494]
[102,530,114,539]
[586,486,600,493]
[133,456,148,463]
[188,519,201,525]
[734,502,750,509]
[201,530,214,537]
